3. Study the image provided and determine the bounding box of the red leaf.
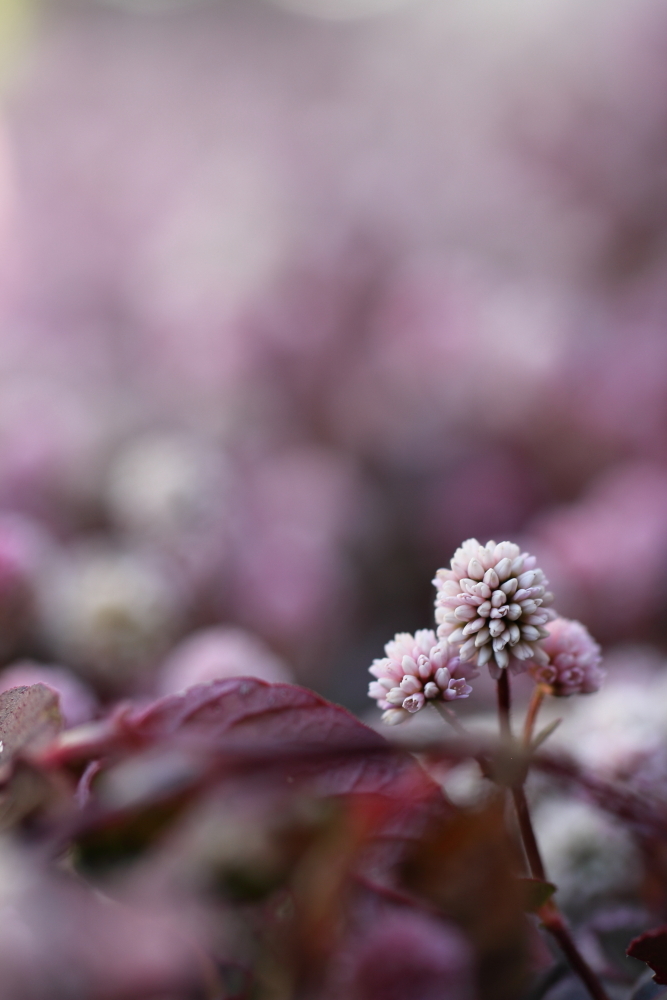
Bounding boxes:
[125,679,380,749]
[627,926,667,985]
[55,681,443,870]
[55,680,436,801]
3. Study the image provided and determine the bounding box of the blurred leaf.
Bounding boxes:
[484,741,530,787]
[631,969,667,1000]
[0,759,62,831]
[74,790,195,875]
[531,719,562,752]
[402,794,530,1000]
[0,685,65,830]
[53,680,423,793]
[628,926,667,985]
[520,878,557,913]
[0,683,62,764]
[66,681,441,876]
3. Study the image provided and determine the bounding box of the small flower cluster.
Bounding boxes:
[529,617,604,697]
[368,630,478,725]
[433,539,554,678]
[369,538,604,723]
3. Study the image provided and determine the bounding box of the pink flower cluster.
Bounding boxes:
[370,539,605,724]
[368,629,478,725]
[434,539,554,679]
[529,617,604,697]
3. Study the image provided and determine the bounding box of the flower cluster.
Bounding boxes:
[369,539,605,724]
[529,617,604,697]
[433,539,554,678]
[368,630,478,725]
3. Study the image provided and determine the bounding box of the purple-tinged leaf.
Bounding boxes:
[628,927,667,985]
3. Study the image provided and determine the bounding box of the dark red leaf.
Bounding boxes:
[59,681,442,871]
[54,680,437,801]
[124,679,382,750]
[627,926,667,985]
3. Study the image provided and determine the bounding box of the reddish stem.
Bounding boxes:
[512,783,546,881]
[523,686,546,745]
[495,673,611,1000]
[538,903,612,1000]
[496,668,511,741]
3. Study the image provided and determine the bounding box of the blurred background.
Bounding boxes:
[0,0,664,715]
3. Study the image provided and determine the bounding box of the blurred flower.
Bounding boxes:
[157,625,293,696]
[106,432,229,539]
[415,448,544,557]
[369,630,477,725]
[527,462,667,637]
[0,377,108,521]
[0,841,202,1000]
[37,544,182,687]
[550,664,667,779]
[229,447,364,646]
[327,260,564,466]
[529,617,604,697]
[0,512,53,656]
[105,431,231,590]
[532,797,641,917]
[434,539,554,678]
[345,911,475,1000]
[0,660,97,727]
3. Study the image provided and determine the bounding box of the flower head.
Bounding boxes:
[433,539,554,678]
[368,629,478,725]
[529,616,604,696]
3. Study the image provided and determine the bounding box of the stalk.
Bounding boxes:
[433,700,470,737]
[523,685,546,745]
[495,671,611,1000]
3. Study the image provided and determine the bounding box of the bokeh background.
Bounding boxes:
[0,0,665,716]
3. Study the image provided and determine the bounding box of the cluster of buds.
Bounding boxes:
[433,539,554,678]
[369,538,604,723]
[529,617,604,697]
[368,630,478,725]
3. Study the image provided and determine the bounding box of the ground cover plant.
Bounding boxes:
[0,538,663,1000]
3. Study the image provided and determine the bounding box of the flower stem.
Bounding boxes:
[511,783,546,881]
[496,668,511,740]
[523,685,546,745]
[537,902,612,1000]
[495,673,611,1000]
[433,701,469,736]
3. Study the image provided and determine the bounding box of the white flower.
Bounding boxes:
[38,545,181,683]
[368,629,478,725]
[433,539,554,678]
[532,797,640,915]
